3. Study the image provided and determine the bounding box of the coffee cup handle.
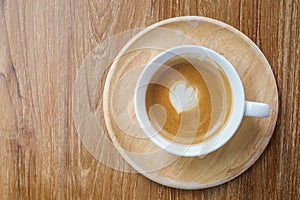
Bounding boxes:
[244,101,270,118]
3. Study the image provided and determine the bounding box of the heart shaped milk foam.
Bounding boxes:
[169,81,199,113]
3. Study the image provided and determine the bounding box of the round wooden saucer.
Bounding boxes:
[103,16,278,189]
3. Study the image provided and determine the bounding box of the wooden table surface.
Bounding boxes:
[0,0,299,199]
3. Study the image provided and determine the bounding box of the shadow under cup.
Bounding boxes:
[145,54,232,145]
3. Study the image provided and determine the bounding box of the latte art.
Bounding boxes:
[169,81,198,113]
[145,54,232,145]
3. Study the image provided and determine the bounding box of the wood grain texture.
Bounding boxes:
[0,0,299,199]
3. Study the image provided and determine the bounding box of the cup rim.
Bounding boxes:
[134,45,245,157]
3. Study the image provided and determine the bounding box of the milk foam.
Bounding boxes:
[169,81,198,113]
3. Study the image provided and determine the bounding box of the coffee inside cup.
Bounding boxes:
[145,54,232,145]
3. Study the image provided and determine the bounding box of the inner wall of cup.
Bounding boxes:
[145,53,233,145]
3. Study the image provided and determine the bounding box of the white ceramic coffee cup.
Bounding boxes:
[134,45,270,157]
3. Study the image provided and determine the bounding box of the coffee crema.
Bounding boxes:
[145,55,232,145]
